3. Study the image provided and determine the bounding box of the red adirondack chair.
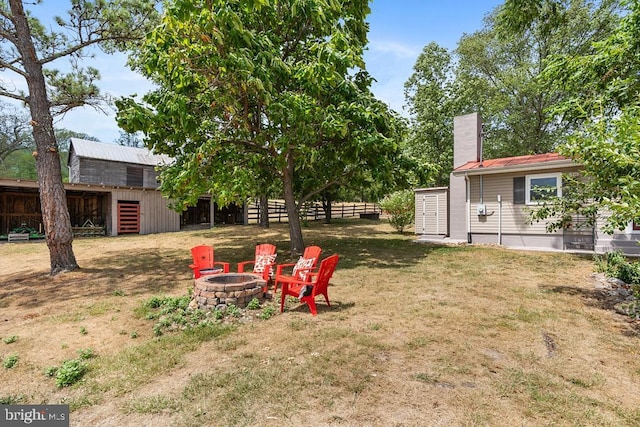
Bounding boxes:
[273,245,322,293]
[189,245,230,279]
[237,243,277,283]
[279,254,339,316]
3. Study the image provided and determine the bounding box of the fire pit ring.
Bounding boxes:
[192,273,267,310]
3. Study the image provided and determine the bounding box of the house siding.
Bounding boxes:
[466,167,582,246]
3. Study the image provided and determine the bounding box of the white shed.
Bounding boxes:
[414,187,449,238]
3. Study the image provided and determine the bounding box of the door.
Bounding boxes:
[117,201,140,234]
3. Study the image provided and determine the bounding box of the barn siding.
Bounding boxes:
[73,158,161,189]
[109,189,180,236]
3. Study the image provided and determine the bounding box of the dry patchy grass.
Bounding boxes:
[1,219,640,426]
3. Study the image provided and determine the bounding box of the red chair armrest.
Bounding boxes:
[237,260,253,273]
[214,262,230,273]
[275,263,296,276]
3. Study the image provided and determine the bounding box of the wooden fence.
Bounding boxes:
[246,200,381,224]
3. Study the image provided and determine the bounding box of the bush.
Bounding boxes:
[595,250,640,285]
[379,190,415,233]
[55,358,88,388]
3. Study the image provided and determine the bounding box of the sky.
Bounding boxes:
[12,0,503,144]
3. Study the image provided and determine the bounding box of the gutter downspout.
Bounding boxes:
[465,173,471,243]
[497,194,502,245]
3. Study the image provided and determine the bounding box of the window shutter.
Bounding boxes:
[513,177,525,204]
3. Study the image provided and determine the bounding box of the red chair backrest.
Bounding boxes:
[253,243,277,276]
[293,245,322,280]
[255,243,276,257]
[191,245,214,270]
[311,254,339,295]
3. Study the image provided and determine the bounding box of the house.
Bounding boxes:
[415,113,640,255]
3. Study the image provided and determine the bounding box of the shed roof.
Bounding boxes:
[69,138,172,166]
[452,153,577,176]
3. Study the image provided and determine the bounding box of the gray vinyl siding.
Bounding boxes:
[467,167,582,236]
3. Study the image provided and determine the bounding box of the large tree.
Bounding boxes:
[0,0,158,274]
[117,0,404,255]
[404,0,622,175]
[503,0,640,233]
[457,0,620,159]
[404,42,460,186]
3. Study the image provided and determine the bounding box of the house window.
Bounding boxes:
[633,221,640,231]
[126,167,143,187]
[526,173,561,204]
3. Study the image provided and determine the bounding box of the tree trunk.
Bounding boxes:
[282,153,304,256]
[10,0,78,275]
[322,197,332,224]
[258,194,269,228]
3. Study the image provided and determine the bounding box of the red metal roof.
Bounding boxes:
[454,153,569,172]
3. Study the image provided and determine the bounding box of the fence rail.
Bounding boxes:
[246,200,380,224]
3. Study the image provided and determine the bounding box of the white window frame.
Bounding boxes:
[625,221,640,234]
[525,173,562,205]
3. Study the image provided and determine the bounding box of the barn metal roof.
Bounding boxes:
[69,138,172,166]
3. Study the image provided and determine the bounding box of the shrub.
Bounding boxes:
[3,354,18,369]
[379,189,415,233]
[55,358,88,388]
[595,251,640,285]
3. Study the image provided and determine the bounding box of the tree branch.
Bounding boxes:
[0,89,26,102]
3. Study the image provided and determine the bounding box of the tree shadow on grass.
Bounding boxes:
[0,248,191,310]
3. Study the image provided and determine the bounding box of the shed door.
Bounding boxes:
[420,192,447,236]
[117,201,140,234]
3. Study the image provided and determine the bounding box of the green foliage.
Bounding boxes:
[79,326,88,335]
[258,306,276,320]
[140,295,211,336]
[246,298,261,310]
[595,251,640,286]
[404,43,459,186]
[404,0,621,172]
[55,358,88,388]
[117,0,404,254]
[3,335,17,344]
[498,1,638,233]
[77,348,96,360]
[44,366,58,377]
[3,353,18,369]
[0,394,24,404]
[226,304,241,318]
[379,190,415,233]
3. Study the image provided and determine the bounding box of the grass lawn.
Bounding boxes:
[1,219,639,426]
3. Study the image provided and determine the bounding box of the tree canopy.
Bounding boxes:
[117,0,407,254]
[404,0,621,184]
[511,0,640,233]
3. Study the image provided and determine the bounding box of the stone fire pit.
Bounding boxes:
[192,273,267,310]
